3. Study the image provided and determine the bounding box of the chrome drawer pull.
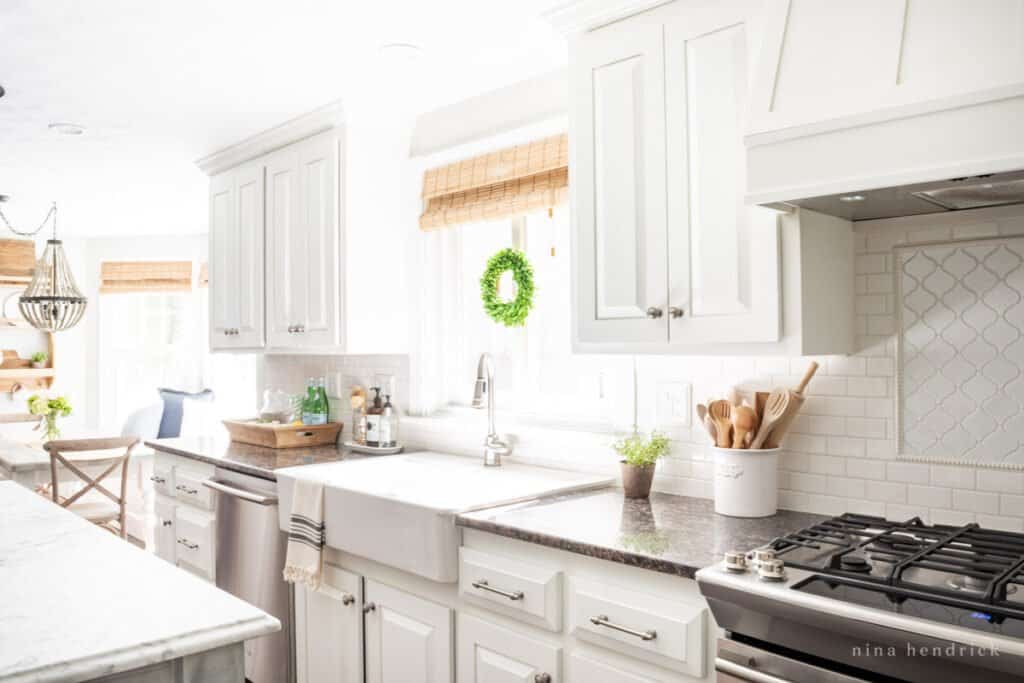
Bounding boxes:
[150,475,165,484]
[176,538,199,550]
[472,579,524,601]
[176,484,199,495]
[589,614,657,641]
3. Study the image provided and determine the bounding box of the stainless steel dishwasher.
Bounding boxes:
[204,467,292,683]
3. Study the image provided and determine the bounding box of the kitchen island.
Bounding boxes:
[0,481,279,682]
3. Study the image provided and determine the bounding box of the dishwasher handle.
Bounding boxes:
[203,479,278,505]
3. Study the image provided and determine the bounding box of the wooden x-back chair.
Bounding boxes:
[45,437,141,539]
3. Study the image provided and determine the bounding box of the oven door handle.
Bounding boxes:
[203,479,278,505]
[717,658,791,683]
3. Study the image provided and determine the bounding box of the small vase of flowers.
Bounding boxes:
[28,394,72,442]
[613,431,670,499]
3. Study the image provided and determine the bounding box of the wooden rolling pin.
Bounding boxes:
[763,361,818,448]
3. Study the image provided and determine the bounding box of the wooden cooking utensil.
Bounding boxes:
[731,405,759,449]
[764,361,820,449]
[708,400,733,448]
[704,415,718,442]
[755,391,769,421]
[696,403,716,442]
[750,389,790,449]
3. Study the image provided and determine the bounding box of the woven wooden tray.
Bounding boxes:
[223,419,342,449]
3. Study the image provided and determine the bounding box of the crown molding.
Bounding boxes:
[195,100,344,176]
[541,0,670,35]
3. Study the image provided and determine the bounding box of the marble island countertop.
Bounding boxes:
[457,487,826,578]
[146,435,367,480]
[0,482,279,683]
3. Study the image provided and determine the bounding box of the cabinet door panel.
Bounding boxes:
[665,10,780,345]
[154,497,176,564]
[265,149,302,347]
[365,580,452,683]
[295,564,362,683]
[209,171,236,346]
[456,614,560,683]
[573,17,669,345]
[296,133,339,348]
[234,163,265,348]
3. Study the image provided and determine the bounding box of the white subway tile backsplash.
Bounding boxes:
[907,485,952,510]
[809,455,846,476]
[865,358,894,377]
[1001,493,1024,517]
[845,458,887,480]
[930,508,976,527]
[826,476,866,499]
[866,274,894,293]
[826,436,866,458]
[976,469,1024,494]
[827,356,866,376]
[952,489,1000,514]
[930,465,976,490]
[856,254,888,274]
[847,377,888,397]
[886,462,930,484]
[846,417,887,439]
[790,472,827,493]
[887,504,927,522]
[977,514,1024,532]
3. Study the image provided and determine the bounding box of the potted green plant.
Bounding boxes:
[613,431,670,499]
[30,351,48,369]
[27,394,72,442]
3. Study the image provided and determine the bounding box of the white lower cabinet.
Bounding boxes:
[154,496,176,564]
[365,579,454,683]
[295,564,363,683]
[567,653,659,683]
[457,614,560,683]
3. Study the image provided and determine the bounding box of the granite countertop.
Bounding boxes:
[146,435,365,480]
[457,487,826,578]
[0,482,279,682]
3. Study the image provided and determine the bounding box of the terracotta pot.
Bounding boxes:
[621,461,656,499]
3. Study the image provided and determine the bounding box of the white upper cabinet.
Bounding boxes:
[572,0,799,353]
[209,161,265,350]
[265,130,344,351]
[573,16,669,344]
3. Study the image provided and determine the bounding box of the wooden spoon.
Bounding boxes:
[707,400,733,448]
[750,389,790,449]
[731,405,760,449]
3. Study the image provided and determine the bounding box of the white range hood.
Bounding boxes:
[744,0,1024,221]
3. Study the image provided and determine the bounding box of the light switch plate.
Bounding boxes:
[656,381,692,427]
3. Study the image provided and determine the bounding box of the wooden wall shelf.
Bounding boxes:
[0,332,56,395]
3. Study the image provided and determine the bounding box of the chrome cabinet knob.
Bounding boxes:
[340,592,355,606]
[645,307,663,319]
[534,675,551,683]
[161,520,172,527]
[669,306,684,318]
[363,602,376,614]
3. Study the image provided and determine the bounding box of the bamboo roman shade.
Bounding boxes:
[420,133,569,230]
[100,261,193,293]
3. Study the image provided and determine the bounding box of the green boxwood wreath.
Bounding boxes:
[480,248,535,327]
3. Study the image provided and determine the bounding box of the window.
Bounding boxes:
[98,288,258,433]
[441,207,630,425]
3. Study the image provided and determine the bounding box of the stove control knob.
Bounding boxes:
[758,558,786,582]
[747,547,776,569]
[724,550,748,573]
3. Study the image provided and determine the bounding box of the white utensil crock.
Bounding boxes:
[712,446,780,517]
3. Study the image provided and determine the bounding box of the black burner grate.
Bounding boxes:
[772,513,1024,607]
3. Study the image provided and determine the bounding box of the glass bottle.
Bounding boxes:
[380,394,399,447]
[301,378,316,425]
[316,377,329,425]
[365,387,383,447]
[350,385,367,444]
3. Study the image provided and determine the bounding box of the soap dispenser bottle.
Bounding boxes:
[365,387,383,447]
[380,395,399,448]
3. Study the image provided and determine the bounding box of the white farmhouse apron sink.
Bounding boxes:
[276,451,613,582]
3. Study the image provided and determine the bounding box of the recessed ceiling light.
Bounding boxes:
[839,194,865,202]
[378,42,424,64]
[48,122,85,136]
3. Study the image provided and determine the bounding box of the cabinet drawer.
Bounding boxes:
[457,614,560,683]
[175,506,215,580]
[459,547,562,631]
[174,469,214,510]
[150,461,175,497]
[568,578,706,677]
[154,497,176,564]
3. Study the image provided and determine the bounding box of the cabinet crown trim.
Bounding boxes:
[541,0,671,35]
[195,101,344,176]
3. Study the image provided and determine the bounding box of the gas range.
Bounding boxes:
[697,513,1024,682]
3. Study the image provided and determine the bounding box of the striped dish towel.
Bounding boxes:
[282,478,325,590]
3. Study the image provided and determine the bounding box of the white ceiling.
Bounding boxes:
[0,0,566,237]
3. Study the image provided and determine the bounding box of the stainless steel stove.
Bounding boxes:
[697,513,1024,682]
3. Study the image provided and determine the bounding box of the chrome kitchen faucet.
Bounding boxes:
[471,353,512,467]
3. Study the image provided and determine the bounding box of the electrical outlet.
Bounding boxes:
[656,381,691,427]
